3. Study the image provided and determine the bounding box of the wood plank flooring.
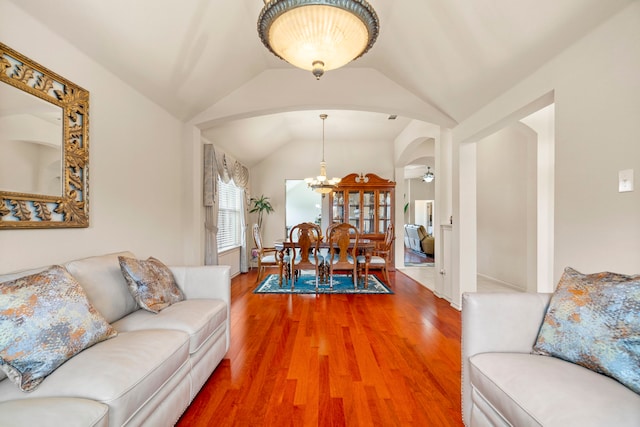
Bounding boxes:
[404,247,435,264]
[176,269,463,426]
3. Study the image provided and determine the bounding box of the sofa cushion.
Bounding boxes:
[533,267,640,394]
[0,398,109,427]
[0,329,190,427]
[118,256,184,313]
[64,252,138,323]
[113,299,227,354]
[469,352,640,427]
[0,266,117,392]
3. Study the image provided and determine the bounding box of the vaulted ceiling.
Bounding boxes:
[9,0,632,168]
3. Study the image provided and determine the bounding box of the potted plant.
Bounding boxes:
[249,195,274,230]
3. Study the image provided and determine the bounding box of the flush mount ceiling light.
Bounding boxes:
[305,114,341,193]
[422,167,435,183]
[257,0,380,80]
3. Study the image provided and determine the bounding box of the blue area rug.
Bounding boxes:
[254,274,393,294]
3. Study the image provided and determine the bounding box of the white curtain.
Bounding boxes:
[203,143,250,272]
[203,144,219,265]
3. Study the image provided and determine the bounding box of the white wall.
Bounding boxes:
[219,248,241,278]
[404,177,435,225]
[477,123,536,291]
[0,1,185,272]
[552,4,640,278]
[285,180,322,231]
[453,3,640,306]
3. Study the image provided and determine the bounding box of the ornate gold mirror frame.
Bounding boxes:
[0,42,89,229]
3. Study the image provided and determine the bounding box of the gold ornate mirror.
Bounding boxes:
[0,42,89,229]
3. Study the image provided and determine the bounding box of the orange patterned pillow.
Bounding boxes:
[118,256,183,313]
[0,266,117,391]
[533,267,640,394]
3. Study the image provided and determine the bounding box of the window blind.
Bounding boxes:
[217,178,242,251]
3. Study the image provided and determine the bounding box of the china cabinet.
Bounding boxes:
[329,173,395,257]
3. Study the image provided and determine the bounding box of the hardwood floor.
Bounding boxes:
[404,247,435,265]
[177,269,463,426]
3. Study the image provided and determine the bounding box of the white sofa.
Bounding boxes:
[462,292,640,427]
[0,251,230,427]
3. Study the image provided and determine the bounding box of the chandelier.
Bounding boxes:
[305,114,341,193]
[257,0,380,80]
[422,167,435,183]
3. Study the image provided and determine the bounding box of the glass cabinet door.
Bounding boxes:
[378,190,391,233]
[332,191,345,224]
[328,173,395,267]
[362,190,375,234]
[348,191,360,229]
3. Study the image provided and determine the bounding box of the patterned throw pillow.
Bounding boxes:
[118,256,184,313]
[533,267,640,394]
[0,265,117,392]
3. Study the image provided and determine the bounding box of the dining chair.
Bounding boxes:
[252,223,279,283]
[289,222,323,290]
[358,223,394,286]
[327,222,359,288]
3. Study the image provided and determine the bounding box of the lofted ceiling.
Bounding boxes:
[8,0,632,168]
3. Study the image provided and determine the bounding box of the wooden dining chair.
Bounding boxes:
[359,223,394,286]
[289,222,322,290]
[252,223,279,283]
[327,222,359,289]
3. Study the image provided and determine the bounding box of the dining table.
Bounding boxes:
[273,239,376,288]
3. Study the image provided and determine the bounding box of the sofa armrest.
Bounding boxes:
[461,292,551,426]
[462,292,551,356]
[169,265,231,305]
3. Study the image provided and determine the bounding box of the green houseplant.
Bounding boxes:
[249,195,274,230]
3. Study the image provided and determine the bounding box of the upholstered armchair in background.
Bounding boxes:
[404,224,434,255]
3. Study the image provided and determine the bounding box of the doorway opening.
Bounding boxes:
[404,199,435,266]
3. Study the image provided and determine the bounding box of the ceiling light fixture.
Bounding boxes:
[257,0,380,80]
[422,167,435,183]
[305,114,341,193]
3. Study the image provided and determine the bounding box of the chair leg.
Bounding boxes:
[329,265,334,290]
[383,264,390,285]
[256,262,262,283]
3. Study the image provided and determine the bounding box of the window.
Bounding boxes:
[217,178,243,251]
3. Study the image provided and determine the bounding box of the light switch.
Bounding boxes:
[618,169,634,192]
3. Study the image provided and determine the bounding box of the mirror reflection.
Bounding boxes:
[0,82,63,196]
[285,180,322,238]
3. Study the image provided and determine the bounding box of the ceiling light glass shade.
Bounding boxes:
[422,167,435,183]
[306,161,341,193]
[258,0,379,79]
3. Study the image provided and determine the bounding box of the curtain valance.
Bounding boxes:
[203,144,249,206]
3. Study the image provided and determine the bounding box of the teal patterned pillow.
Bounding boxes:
[118,256,183,313]
[533,267,640,394]
[0,266,117,392]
